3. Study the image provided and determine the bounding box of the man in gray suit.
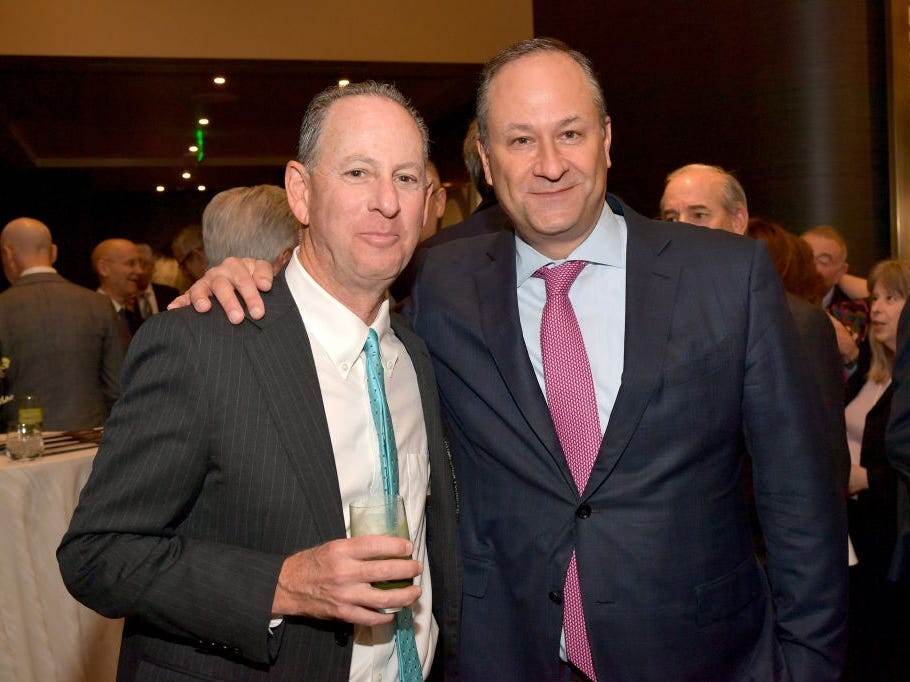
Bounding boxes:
[0,217,123,431]
[58,81,460,681]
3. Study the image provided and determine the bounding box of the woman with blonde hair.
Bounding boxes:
[843,258,910,680]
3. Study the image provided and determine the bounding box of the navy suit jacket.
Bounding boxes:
[58,272,461,681]
[408,196,846,681]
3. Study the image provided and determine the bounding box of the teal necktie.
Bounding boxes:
[363,329,423,682]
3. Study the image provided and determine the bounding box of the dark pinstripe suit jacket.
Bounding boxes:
[0,271,123,430]
[58,271,461,681]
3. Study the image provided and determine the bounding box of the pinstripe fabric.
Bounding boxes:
[0,272,123,431]
[58,271,461,681]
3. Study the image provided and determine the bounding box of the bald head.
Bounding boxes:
[1,217,57,284]
[92,238,143,304]
[660,164,749,235]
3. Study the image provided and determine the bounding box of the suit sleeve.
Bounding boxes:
[741,244,848,680]
[887,302,910,478]
[57,311,286,665]
[98,304,124,413]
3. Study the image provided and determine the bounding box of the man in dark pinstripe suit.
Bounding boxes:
[58,82,460,681]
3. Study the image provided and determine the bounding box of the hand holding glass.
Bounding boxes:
[349,494,413,613]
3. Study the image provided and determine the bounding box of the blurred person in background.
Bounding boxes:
[92,238,144,346]
[0,218,122,430]
[171,224,208,290]
[202,185,300,274]
[135,243,178,319]
[842,259,910,681]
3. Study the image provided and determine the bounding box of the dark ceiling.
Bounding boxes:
[0,56,483,195]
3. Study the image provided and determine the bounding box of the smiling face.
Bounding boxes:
[660,166,748,234]
[285,94,428,319]
[802,233,848,290]
[478,51,611,259]
[869,281,905,353]
[96,239,143,304]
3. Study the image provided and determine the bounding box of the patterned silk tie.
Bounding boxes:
[534,261,600,681]
[363,329,423,682]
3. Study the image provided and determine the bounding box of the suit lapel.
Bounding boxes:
[244,274,346,541]
[585,199,680,495]
[475,231,572,487]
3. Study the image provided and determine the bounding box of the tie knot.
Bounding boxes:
[364,328,381,359]
[534,260,587,297]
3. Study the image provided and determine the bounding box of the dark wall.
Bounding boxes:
[534,0,890,274]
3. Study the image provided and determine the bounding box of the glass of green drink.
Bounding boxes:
[349,493,412,613]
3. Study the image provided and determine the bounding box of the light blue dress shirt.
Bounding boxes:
[515,201,628,440]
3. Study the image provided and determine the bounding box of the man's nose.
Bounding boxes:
[534,139,568,181]
[370,177,401,217]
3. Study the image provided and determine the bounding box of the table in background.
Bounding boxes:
[0,433,122,681]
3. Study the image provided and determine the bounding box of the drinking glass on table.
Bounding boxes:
[6,394,44,460]
[349,493,412,613]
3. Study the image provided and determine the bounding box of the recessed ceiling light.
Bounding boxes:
[155,185,165,193]
[182,171,192,179]
[197,185,207,192]
[188,144,198,153]
[213,76,226,85]
[198,117,210,126]
[338,79,350,88]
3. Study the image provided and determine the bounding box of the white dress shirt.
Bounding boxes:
[285,250,436,682]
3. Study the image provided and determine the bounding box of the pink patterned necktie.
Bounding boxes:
[534,260,600,682]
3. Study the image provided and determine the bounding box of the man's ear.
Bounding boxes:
[50,243,58,265]
[602,116,613,169]
[433,185,447,219]
[285,160,311,226]
[477,139,493,188]
[731,206,749,235]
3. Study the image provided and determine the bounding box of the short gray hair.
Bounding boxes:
[297,80,429,168]
[202,185,301,267]
[664,163,749,214]
[476,37,607,147]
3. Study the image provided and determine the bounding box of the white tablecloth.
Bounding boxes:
[0,445,122,681]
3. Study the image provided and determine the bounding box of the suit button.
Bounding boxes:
[576,504,592,519]
[549,591,563,604]
[335,631,350,647]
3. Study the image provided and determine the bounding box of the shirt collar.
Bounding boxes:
[284,247,399,379]
[19,266,57,278]
[514,200,627,287]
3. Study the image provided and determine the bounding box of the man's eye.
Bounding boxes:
[347,169,365,178]
[396,174,417,184]
[563,130,579,139]
[512,136,530,145]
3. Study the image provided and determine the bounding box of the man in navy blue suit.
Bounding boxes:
[179,38,847,682]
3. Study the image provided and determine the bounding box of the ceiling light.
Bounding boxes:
[338,79,350,88]
[198,117,210,126]
[188,144,198,153]
[197,185,206,192]
[182,171,192,179]
[155,185,165,193]
[213,76,226,85]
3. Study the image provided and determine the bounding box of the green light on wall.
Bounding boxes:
[195,128,205,163]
